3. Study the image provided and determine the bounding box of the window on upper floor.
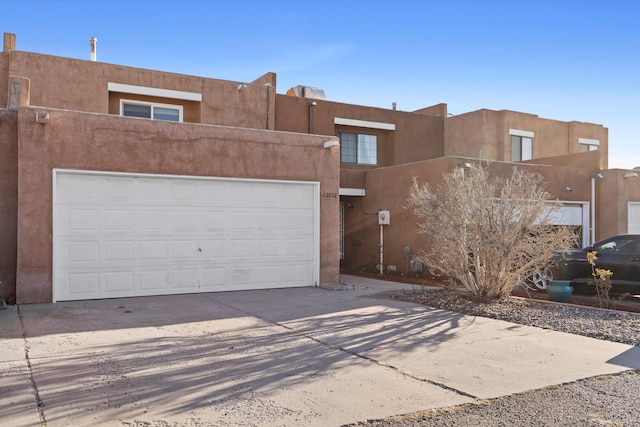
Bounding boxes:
[340,132,377,165]
[511,135,533,162]
[120,99,183,122]
[579,138,599,152]
[510,129,533,162]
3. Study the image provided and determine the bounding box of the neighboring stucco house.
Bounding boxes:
[2,32,639,303]
[275,87,640,278]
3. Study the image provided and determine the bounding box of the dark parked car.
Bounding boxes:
[547,234,640,295]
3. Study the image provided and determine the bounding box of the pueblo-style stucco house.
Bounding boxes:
[2,32,639,303]
[276,89,640,278]
[0,33,340,304]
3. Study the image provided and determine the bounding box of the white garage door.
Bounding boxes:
[629,202,640,234]
[53,170,319,301]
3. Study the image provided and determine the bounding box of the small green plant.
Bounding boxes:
[587,251,616,309]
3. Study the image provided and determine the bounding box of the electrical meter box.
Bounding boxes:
[378,210,390,225]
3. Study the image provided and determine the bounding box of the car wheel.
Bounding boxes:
[532,267,553,290]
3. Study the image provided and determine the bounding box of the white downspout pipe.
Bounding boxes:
[590,173,603,245]
[379,224,384,275]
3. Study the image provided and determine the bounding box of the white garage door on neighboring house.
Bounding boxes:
[547,203,589,247]
[53,170,319,302]
[629,202,640,234]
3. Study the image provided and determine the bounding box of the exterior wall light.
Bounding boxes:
[323,140,339,149]
[36,111,50,123]
[624,172,639,178]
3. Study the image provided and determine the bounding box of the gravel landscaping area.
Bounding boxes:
[344,288,640,427]
[389,288,640,347]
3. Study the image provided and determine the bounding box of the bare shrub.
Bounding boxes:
[406,164,576,299]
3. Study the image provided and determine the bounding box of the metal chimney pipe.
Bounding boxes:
[90,37,97,61]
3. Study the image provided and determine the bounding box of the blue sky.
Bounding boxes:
[1,0,638,169]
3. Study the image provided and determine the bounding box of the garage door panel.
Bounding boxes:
[104,177,136,201]
[171,211,199,231]
[231,240,254,258]
[283,264,310,283]
[54,171,318,301]
[283,238,312,257]
[104,210,134,231]
[172,269,199,289]
[282,212,313,231]
[67,241,99,263]
[285,186,313,206]
[140,270,168,291]
[67,273,100,297]
[67,210,100,231]
[64,175,100,203]
[202,211,228,231]
[104,271,135,294]
[256,239,281,256]
[139,240,167,260]
[171,180,199,202]
[139,210,166,231]
[104,240,134,261]
[201,268,227,288]
[171,240,199,259]
[201,240,226,258]
[258,266,283,285]
[231,267,254,285]
[139,179,170,202]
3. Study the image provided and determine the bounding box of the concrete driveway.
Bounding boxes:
[1,275,638,426]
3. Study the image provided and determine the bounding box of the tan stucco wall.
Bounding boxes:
[0,109,18,302]
[445,109,608,168]
[445,110,506,160]
[526,150,602,171]
[0,53,9,108]
[341,158,451,275]
[275,95,445,168]
[340,157,599,275]
[598,169,640,239]
[4,51,274,129]
[15,106,340,303]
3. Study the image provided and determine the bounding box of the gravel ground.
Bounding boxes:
[343,289,640,427]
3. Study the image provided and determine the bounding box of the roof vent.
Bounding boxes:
[90,37,97,61]
[286,85,326,100]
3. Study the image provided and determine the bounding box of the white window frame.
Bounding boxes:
[120,99,184,122]
[509,129,534,162]
[578,138,600,152]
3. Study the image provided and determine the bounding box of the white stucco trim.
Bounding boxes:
[108,82,203,102]
[334,117,396,131]
[340,188,366,196]
[509,128,534,138]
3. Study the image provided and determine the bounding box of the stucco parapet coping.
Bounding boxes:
[18,106,338,148]
[107,82,202,101]
[340,188,365,196]
[334,117,396,131]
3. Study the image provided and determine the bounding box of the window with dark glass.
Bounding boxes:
[339,132,377,165]
[121,100,182,122]
[511,135,532,162]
